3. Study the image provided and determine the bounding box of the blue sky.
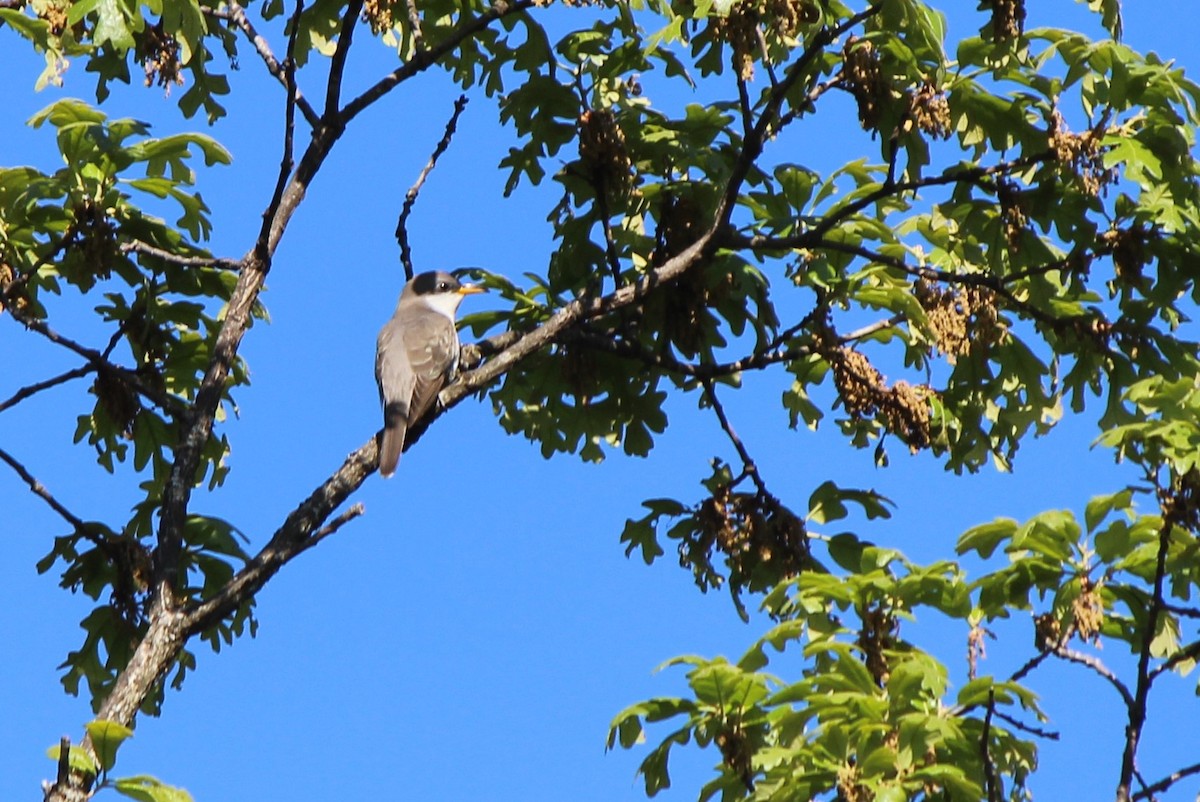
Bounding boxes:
[2,2,1198,800]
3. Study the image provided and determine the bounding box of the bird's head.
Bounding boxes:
[400,270,486,317]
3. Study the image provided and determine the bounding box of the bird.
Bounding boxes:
[375,270,485,477]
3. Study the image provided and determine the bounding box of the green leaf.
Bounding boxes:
[114,775,195,802]
[85,719,133,771]
[45,743,99,776]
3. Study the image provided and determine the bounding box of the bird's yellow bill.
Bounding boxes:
[458,284,487,295]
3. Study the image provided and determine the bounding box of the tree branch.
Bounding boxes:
[0,445,88,534]
[703,380,771,498]
[981,689,1002,802]
[340,0,537,125]
[120,239,242,271]
[207,2,321,128]
[1118,514,1176,799]
[395,94,470,280]
[1133,760,1200,801]
[0,365,94,414]
[324,0,365,118]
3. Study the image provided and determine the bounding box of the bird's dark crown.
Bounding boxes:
[410,271,462,296]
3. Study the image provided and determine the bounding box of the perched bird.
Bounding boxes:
[375,271,485,477]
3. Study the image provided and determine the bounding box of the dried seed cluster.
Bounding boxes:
[36,0,71,36]
[0,262,29,316]
[1098,226,1150,288]
[578,108,632,194]
[696,486,809,584]
[712,0,818,81]
[907,81,952,140]
[966,622,989,680]
[715,725,755,790]
[140,25,185,93]
[1048,109,1115,196]
[914,278,1005,363]
[72,198,118,276]
[94,368,141,439]
[1072,579,1104,644]
[843,36,889,131]
[823,340,934,453]
[837,761,869,802]
[858,604,897,686]
[1034,612,1062,652]
[996,178,1028,253]
[989,0,1026,41]
[362,0,395,33]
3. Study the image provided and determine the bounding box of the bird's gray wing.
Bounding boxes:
[376,317,416,477]
[403,307,459,426]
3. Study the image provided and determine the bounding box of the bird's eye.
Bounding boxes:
[438,281,449,291]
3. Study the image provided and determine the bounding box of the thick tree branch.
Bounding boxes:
[395,94,470,280]
[324,0,365,118]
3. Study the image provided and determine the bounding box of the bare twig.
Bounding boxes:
[0,445,87,533]
[256,0,304,265]
[208,2,321,128]
[1133,760,1200,800]
[7,310,186,417]
[120,240,242,271]
[991,709,1060,740]
[0,365,94,414]
[340,0,538,125]
[1052,645,1135,709]
[702,380,771,499]
[395,95,470,280]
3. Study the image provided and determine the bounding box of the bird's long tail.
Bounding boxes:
[379,401,407,478]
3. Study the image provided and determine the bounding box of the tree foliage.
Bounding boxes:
[2,0,1200,799]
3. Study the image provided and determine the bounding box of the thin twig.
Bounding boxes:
[992,709,1059,740]
[395,95,470,280]
[340,0,538,125]
[120,240,242,271]
[0,365,94,414]
[0,445,87,533]
[405,0,425,49]
[207,2,321,128]
[1132,760,1200,801]
[1052,645,1135,709]
[256,0,303,265]
[306,502,365,549]
[702,380,771,499]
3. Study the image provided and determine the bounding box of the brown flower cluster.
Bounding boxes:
[1098,226,1150,289]
[837,761,870,802]
[989,0,1026,41]
[907,81,952,140]
[0,262,30,316]
[36,0,72,36]
[1071,578,1104,644]
[858,604,897,686]
[362,0,395,33]
[72,198,118,277]
[1034,612,1062,652]
[1048,109,1115,196]
[578,108,632,195]
[996,179,1027,253]
[696,486,809,584]
[716,724,756,791]
[711,0,817,81]
[914,278,1005,363]
[822,339,934,453]
[139,24,185,94]
[966,622,989,680]
[843,36,889,131]
[94,367,141,439]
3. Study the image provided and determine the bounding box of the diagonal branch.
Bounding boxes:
[1132,760,1200,801]
[120,239,242,271]
[206,2,321,128]
[395,94,470,279]
[325,0,365,118]
[340,0,537,125]
[703,380,771,499]
[0,365,95,414]
[0,445,88,534]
